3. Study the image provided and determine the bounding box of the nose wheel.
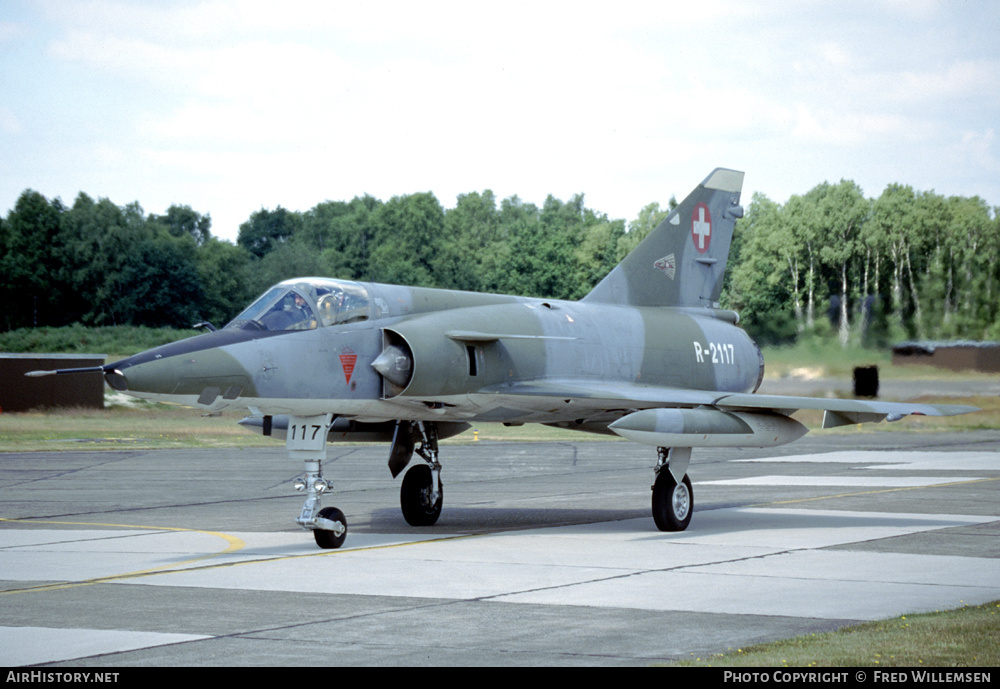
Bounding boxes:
[313,507,347,549]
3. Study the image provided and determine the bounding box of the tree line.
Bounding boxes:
[728,181,1000,345]
[1,181,997,346]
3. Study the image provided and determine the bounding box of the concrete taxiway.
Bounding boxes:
[1,430,998,666]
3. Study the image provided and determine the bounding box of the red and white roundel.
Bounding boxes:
[691,203,712,254]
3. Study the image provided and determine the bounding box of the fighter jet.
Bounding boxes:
[28,169,977,548]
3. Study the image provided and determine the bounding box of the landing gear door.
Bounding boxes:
[387,421,415,478]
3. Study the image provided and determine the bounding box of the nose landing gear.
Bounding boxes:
[288,414,348,549]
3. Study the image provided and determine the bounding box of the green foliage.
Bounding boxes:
[729,182,999,345]
[237,206,301,259]
[368,192,446,287]
[195,238,254,328]
[303,195,380,280]
[0,324,200,357]
[149,204,213,246]
[105,233,205,328]
[0,191,237,331]
[726,193,798,344]
[618,199,675,261]
[1,190,64,329]
[2,177,997,345]
[436,190,503,293]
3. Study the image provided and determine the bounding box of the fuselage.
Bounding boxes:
[106,278,764,428]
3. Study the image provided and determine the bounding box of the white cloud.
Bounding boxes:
[3,0,999,241]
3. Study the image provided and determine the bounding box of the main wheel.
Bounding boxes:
[400,464,443,526]
[652,472,693,532]
[313,506,347,549]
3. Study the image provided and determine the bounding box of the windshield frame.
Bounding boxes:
[224,278,373,332]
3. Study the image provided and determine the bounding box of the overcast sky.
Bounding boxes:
[2,0,998,242]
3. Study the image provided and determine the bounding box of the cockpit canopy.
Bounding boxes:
[225,278,372,332]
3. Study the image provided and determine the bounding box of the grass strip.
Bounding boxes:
[675,601,1000,667]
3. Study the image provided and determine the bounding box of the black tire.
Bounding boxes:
[400,464,443,526]
[652,472,693,532]
[313,507,347,549]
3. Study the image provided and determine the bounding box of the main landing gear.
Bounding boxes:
[651,447,693,531]
[392,421,443,527]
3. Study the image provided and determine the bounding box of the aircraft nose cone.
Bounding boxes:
[104,356,178,395]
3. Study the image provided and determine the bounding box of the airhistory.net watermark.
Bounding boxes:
[6,673,119,684]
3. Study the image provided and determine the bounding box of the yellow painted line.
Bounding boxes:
[0,517,245,595]
[0,516,482,595]
[134,532,485,577]
[6,476,996,596]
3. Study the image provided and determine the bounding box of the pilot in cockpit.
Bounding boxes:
[260,291,315,330]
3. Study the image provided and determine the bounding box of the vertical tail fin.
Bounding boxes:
[583,168,744,308]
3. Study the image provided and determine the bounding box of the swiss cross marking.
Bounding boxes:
[692,203,712,254]
[339,347,357,385]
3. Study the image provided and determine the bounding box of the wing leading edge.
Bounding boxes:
[482,379,978,442]
[713,392,978,428]
[486,379,975,417]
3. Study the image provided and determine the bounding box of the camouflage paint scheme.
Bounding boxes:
[29,169,977,547]
[102,169,760,419]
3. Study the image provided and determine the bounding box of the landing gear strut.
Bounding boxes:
[651,447,693,532]
[289,414,348,549]
[390,421,444,526]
